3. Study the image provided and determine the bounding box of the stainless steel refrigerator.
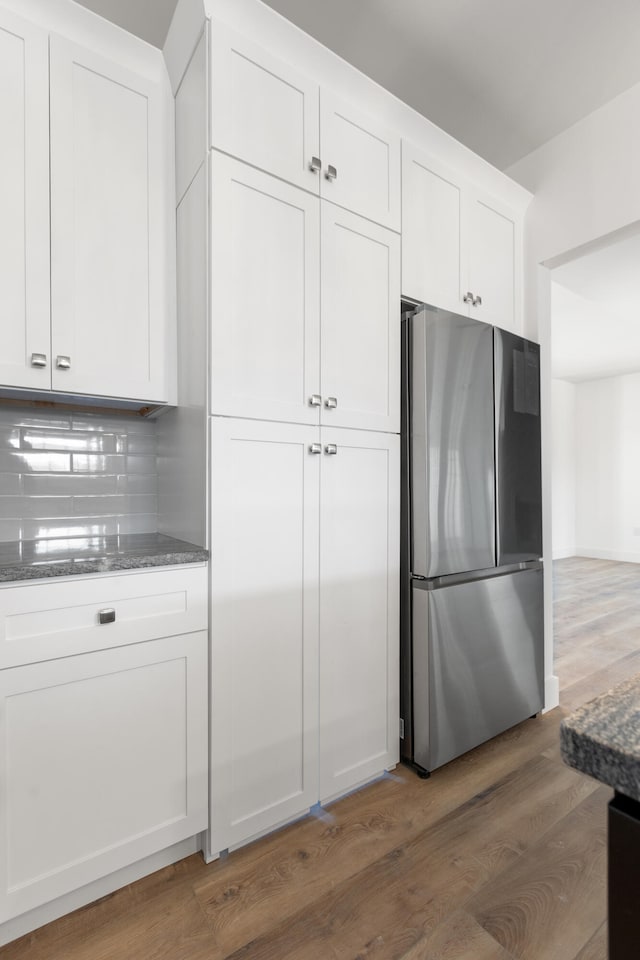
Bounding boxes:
[400,302,544,777]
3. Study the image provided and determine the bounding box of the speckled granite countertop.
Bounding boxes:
[560,673,640,801]
[0,533,209,583]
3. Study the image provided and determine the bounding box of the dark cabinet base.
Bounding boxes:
[609,792,640,959]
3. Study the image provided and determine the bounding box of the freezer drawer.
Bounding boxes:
[412,566,544,772]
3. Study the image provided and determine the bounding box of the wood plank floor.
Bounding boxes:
[5,556,640,960]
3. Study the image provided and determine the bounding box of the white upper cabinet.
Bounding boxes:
[321,204,400,433]
[209,20,401,230]
[401,143,465,316]
[210,21,321,195]
[210,154,321,425]
[402,140,522,331]
[50,36,169,402]
[320,89,400,231]
[467,189,520,329]
[0,10,50,391]
[0,8,175,407]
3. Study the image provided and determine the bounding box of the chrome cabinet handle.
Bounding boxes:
[325,164,337,182]
[463,291,474,304]
[30,353,47,368]
[309,394,322,407]
[324,396,338,409]
[56,355,71,370]
[324,443,338,455]
[309,443,322,454]
[98,608,116,625]
[472,294,483,307]
[309,156,321,174]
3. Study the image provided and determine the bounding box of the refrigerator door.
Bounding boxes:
[410,305,495,578]
[412,566,544,772]
[494,329,543,564]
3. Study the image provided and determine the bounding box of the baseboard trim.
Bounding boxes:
[552,547,577,560]
[575,548,640,564]
[543,674,560,713]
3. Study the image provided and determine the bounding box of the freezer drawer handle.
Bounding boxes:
[98,608,116,625]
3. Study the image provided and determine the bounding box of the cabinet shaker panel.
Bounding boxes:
[401,143,464,313]
[50,36,169,402]
[0,633,207,922]
[210,417,320,852]
[319,427,400,802]
[321,204,400,433]
[210,154,321,424]
[0,11,50,391]
[210,21,320,194]
[320,90,401,231]
[468,192,518,330]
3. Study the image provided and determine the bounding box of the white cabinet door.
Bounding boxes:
[401,142,465,314]
[320,90,400,231]
[0,633,208,922]
[210,21,320,195]
[211,155,321,424]
[401,140,522,330]
[321,204,400,433]
[467,189,521,331]
[0,10,50,390]
[210,417,320,852]
[50,36,169,402]
[319,427,399,803]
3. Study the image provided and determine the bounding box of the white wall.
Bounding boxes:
[505,77,640,710]
[508,79,640,269]
[573,374,640,562]
[551,379,576,559]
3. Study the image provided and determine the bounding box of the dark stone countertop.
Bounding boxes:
[0,533,209,583]
[560,673,640,802]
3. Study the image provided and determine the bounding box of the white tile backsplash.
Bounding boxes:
[0,408,158,541]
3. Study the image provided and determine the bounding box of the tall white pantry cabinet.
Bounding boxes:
[204,21,402,854]
[168,0,531,860]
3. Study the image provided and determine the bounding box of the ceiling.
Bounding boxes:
[72,0,640,169]
[72,0,177,50]
[552,232,640,382]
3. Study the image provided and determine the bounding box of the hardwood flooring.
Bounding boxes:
[5,556,640,960]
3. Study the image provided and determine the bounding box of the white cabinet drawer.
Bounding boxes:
[0,566,207,668]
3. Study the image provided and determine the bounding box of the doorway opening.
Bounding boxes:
[548,221,640,708]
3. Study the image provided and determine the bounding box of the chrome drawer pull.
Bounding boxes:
[98,608,116,625]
